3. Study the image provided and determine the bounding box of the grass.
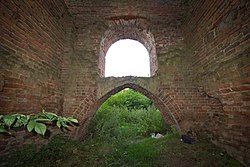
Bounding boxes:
[0,131,243,167]
[0,90,244,166]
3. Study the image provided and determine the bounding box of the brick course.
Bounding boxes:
[183,0,250,165]
[0,0,249,166]
[0,0,71,154]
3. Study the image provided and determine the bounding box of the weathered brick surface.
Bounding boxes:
[0,0,72,154]
[0,0,249,166]
[0,0,71,114]
[183,0,250,165]
[63,0,187,134]
[99,20,158,77]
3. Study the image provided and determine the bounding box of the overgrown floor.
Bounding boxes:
[1,133,243,167]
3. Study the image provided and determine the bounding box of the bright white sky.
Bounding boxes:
[105,39,150,77]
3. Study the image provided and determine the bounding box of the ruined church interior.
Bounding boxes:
[0,0,249,166]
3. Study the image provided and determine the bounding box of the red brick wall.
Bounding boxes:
[0,0,70,114]
[62,0,186,125]
[0,0,248,165]
[71,75,224,144]
[0,0,72,155]
[64,1,230,153]
[183,0,250,165]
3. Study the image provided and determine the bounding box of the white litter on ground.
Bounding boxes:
[151,133,164,139]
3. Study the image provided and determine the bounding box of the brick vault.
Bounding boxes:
[0,0,249,165]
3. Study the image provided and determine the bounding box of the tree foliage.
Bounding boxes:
[102,88,152,110]
[88,89,168,140]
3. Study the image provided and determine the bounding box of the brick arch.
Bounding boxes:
[73,83,181,140]
[98,18,158,77]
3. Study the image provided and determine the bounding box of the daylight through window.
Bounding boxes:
[105,39,150,77]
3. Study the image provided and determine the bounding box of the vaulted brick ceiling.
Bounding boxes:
[63,0,185,55]
[64,0,183,28]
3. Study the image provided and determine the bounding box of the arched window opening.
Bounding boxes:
[88,88,169,140]
[105,39,151,77]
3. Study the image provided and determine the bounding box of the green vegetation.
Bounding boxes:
[101,88,153,109]
[0,89,242,167]
[88,88,168,140]
[0,109,78,136]
[1,132,242,167]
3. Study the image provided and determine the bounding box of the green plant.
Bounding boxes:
[103,88,152,110]
[1,128,242,167]
[0,109,78,136]
[88,89,169,141]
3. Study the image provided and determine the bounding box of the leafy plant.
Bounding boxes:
[0,109,78,136]
[103,89,152,110]
[88,89,169,140]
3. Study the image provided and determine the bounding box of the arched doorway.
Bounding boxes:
[73,83,181,140]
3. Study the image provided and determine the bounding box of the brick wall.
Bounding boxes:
[183,0,250,165]
[63,0,186,120]
[0,0,72,154]
[0,0,248,166]
[0,0,71,114]
[64,1,235,158]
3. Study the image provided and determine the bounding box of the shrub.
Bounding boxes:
[88,89,169,140]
